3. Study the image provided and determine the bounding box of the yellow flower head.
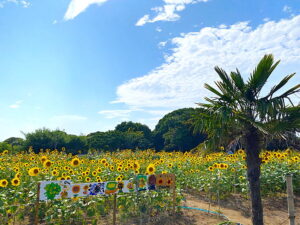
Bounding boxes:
[146,163,156,174]
[43,160,52,168]
[28,167,40,176]
[0,179,8,187]
[11,178,20,186]
[70,158,80,167]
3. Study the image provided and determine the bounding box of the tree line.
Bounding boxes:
[0,107,298,154]
[0,108,207,154]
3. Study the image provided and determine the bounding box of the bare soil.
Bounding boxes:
[180,192,300,225]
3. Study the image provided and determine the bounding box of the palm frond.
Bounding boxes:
[247,54,280,96]
[214,67,235,94]
[230,69,245,92]
[262,73,296,99]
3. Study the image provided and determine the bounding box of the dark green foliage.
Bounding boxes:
[3,137,24,153]
[115,121,152,139]
[3,137,24,146]
[87,123,153,151]
[22,128,88,153]
[0,142,12,152]
[87,131,125,151]
[153,108,206,151]
[23,128,68,153]
[65,135,88,154]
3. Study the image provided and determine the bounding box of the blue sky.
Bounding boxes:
[0,0,299,140]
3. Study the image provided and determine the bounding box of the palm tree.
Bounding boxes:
[193,54,300,225]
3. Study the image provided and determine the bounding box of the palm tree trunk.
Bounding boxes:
[245,127,264,225]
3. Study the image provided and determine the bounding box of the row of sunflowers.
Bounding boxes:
[0,148,299,224]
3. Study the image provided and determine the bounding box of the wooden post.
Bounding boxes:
[113,194,117,225]
[34,182,41,225]
[208,186,211,214]
[286,174,295,225]
[172,175,176,222]
[217,170,220,213]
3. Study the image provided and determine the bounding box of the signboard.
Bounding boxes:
[39,174,175,201]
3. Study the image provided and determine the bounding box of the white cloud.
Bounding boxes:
[283,5,292,13]
[9,100,22,109]
[158,41,168,48]
[64,0,109,20]
[115,15,300,109]
[20,0,30,8]
[1,0,30,8]
[136,0,208,26]
[156,27,163,32]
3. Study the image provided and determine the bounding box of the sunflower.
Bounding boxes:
[85,177,91,182]
[0,179,8,187]
[237,149,244,155]
[146,164,156,174]
[219,163,227,169]
[133,161,140,170]
[51,170,59,176]
[40,156,48,162]
[28,167,40,176]
[92,171,97,176]
[71,158,80,167]
[43,160,52,168]
[11,178,20,186]
[2,150,8,154]
[208,166,214,172]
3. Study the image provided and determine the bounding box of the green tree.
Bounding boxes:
[154,108,206,151]
[115,121,152,139]
[193,54,300,225]
[115,121,153,149]
[65,135,88,154]
[23,128,68,152]
[0,142,12,152]
[87,131,125,151]
[87,128,152,151]
[3,137,24,153]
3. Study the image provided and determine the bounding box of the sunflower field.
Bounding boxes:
[0,148,299,224]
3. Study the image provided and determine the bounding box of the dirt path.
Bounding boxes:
[182,193,300,225]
